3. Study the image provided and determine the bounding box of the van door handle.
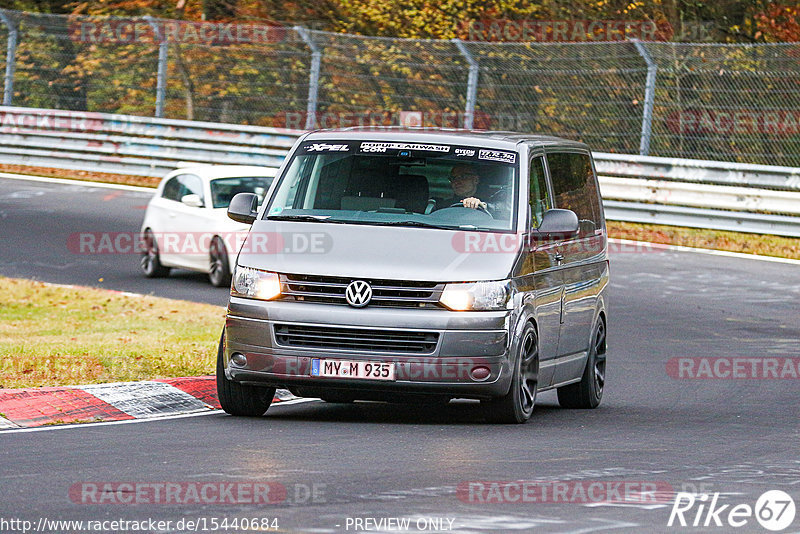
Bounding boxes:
[554,253,564,265]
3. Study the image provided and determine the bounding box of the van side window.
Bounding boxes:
[529,156,550,228]
[547,152,602,236]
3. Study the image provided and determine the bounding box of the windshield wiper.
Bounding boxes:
[267,216,478,231]
[367,220,459,229]
[266,215,347,223]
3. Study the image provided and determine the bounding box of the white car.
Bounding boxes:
[139,165,277,286]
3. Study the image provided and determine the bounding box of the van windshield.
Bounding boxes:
[265,141,518,232]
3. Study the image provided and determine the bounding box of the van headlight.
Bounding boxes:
[439,280,512,311]
[231,266,281,301]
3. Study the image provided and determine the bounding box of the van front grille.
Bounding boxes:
[278,273,444,308]
[274,324,439,354]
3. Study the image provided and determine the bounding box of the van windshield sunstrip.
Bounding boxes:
[266,141,519,232]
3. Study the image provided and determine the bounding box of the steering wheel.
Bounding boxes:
[449,202,493,218]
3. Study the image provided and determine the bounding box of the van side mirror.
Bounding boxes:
[227,192,259,224]
[533,209,579,239]
[181,194,204,208]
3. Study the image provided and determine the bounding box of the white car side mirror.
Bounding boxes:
[181,194,204,208]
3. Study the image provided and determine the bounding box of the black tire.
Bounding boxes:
[208,237,232,287]
[140,228,170,278]
[482,322,539,424]
[557,317,606,409]
[216,331,275,416]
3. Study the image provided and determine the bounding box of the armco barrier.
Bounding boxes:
[0,106,301,177]
[1,106,799,237]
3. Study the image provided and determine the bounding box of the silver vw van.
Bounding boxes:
[218,129,608,423]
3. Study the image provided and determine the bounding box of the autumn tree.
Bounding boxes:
[754,3,800,41]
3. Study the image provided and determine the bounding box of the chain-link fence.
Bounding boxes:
[2,9,800,166]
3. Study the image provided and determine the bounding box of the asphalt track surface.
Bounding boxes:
[0,177,225,305]
[1,176,799,533]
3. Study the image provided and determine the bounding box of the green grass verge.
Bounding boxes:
[0,164,160,188]
[607,221,800,260]
[0,277,225,389]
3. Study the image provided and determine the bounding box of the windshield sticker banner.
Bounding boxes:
[304,143,350,152]
[359,142,451,153]
[479,150,516,164]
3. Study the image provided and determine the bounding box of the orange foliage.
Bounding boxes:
[755,3,800,42]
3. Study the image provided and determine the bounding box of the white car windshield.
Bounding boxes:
[266,141,518,231]
[210,176,274,209]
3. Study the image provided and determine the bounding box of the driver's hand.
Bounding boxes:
[462,197,487,210]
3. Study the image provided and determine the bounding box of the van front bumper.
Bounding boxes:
[223,297,516,399]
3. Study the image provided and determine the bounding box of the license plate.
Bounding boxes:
[311,359,395,381]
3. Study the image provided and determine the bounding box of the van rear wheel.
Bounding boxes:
[216,331,275,416]
[482,323,538,424]
[558,318,606,409]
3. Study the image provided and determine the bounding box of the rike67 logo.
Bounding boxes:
[668,490,796,531]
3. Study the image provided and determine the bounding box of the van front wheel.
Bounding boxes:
[558,318,606,409]
[216,331,275,416]
[482,323,538,424]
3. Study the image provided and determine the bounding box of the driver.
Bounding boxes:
[442,164,486,210]
[437,164,510,215]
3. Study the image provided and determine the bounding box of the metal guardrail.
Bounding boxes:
[593,152,800,237]
[0,106,300,177]
[602,201,800,238]
[593,152,800,191]
[598,177,800,215]
[1,106,799,237]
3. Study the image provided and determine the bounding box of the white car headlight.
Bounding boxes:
[231,266,281,301]
[439,280,512,311]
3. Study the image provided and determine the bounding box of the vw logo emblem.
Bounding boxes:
[345,280,372,308]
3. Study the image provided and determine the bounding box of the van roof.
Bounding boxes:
[304,127,590,151]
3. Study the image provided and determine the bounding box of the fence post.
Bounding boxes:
[295,26,321,130]
[632,39,657,156]
[452,38,479,130]
[0,10,18,107]
[144,16,167,118]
